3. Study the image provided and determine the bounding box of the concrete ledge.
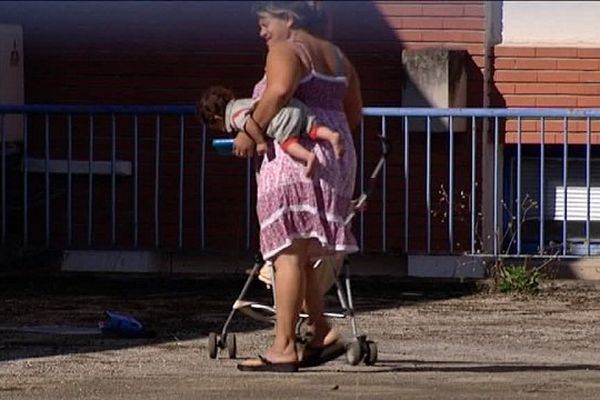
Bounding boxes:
[58,250,600,280]
[408,255,486,279]
[62,250,161,273]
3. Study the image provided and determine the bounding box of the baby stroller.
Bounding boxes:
[208,136,390,366]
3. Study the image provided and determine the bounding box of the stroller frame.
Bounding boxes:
[208,136,390,366]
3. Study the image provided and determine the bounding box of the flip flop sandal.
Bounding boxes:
[237,355,299,373]
[298,340,346,368]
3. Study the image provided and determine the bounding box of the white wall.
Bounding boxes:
[502,1,600,46]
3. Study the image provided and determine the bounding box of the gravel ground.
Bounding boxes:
[1,273,600,399]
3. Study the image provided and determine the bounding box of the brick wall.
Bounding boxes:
[493,45,600,145]
[21,1,487,254]
[362,1,485,253]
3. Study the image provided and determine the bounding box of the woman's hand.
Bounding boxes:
[233,131,256,158]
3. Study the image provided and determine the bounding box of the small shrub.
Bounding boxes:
[497,264,543,294]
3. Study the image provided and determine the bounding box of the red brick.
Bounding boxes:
[505,119,573,134]
[577,48,600,58]
[463,5,485,17]
[422,4,465,17]
[579,71,600,82]
[503,95,538,107]
[535,96,577,108]
[494,70,537,82]
[557,59,600,71]
[374,2,423,16]
[421,30,463,42]
[386,17,443,29]
[395,30,423,42]
[514,83,549,94]
[462,43,485,56]
[461,31,485,43]
[494,58,516,69]
[494,46,536,57]
[494,83,515,95]
[513,59,557,70]
[577,97,600,107]
[514,83,598,95]
[471,55,484,66]
[442,18,484,30]
[536,71,580,83]
[505,131,598,145]
[535,47,578,58]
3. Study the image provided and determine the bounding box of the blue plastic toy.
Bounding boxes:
[99,310,148,338]
[212,138,234,155]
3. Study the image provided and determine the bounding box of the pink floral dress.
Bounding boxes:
[252,43,358,260]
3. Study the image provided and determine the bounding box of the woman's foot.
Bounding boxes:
[237,354,299,372]
[238,345,298,370]
[300,325,340,356]
[299,327,345,368]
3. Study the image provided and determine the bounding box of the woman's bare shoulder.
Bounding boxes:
[268,40,298,55]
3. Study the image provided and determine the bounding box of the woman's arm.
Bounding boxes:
[343,58,363,131]
[243,41,306,143]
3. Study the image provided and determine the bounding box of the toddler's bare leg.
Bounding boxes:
[315,126,344,159]
[285,142,318,177]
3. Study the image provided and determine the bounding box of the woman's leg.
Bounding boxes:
[269,238,309,360]
[239,238,308,366]
[302,261,335,348]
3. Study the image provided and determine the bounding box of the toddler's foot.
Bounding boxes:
[331,133,345,159]
[304,152,317,177]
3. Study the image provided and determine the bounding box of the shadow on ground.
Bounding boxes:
[0,272,484,362]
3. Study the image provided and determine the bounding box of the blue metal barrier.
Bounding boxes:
[361,107,600,258]
[1,105,599,258]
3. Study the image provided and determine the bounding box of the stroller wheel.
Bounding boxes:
[364,340,378,366]
[226,334,237,359]
[208,332,218,359]
[345,341,362,366]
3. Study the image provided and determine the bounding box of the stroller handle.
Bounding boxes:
[344,135,391,226]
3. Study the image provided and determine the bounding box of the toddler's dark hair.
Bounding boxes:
[197,86,236,125]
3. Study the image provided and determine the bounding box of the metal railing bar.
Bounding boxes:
[448,116,454,252]
[23,115,28,246]
[111,114,116,245]
[562,117,568,256]
[200,124,206,250]
[179,114,185,249]
[426,116,431,254]
[1,115,5,245]
[245,157,251,251]
[404,116,409,253]
[154,114,160,248]
[516,117,522,255]
[360,118,365,253]
[67,115,73,246]
[493,117,498,256]
[539,117,545,255]
[470,116,476,255]
[363,107,600,118]
[88,114,94,246]
[381,116,387,253]
[586,117,591,256]
[0,104,197,114]
[133,115,139,248]
[45,114,50,248]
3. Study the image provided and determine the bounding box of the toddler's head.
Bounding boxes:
[197,86,236,131]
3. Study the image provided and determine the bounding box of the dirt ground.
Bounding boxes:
[1,271,600,399]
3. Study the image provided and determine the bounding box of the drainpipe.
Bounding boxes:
[483,1,496,111]
[481,1,501,256]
